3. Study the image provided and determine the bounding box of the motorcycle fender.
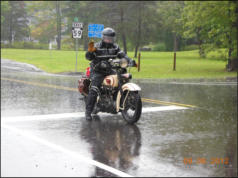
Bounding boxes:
[116,83,141,112]
[122,83,141,91]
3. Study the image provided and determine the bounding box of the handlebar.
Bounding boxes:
[109,58,137,68]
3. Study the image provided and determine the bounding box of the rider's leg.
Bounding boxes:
[85,72,105,120]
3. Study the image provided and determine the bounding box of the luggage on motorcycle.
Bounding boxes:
[86,67,91,78]
[78,77,90,95]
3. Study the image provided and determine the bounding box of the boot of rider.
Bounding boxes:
[85,90,97,121]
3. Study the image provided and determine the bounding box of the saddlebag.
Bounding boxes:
[78,77,90,95]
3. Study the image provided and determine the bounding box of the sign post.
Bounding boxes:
[72,17,83,73]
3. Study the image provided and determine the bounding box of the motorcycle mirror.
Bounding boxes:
[117,51,126,58]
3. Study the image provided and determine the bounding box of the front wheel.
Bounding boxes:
[121,91,142,124]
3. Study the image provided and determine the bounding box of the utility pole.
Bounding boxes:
[56,1,61,50]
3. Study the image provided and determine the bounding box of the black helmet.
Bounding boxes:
[102,27,116,44]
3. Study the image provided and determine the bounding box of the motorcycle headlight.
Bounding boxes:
[120,58,128,68]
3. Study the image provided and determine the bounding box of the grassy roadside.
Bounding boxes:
[1,48,237,79]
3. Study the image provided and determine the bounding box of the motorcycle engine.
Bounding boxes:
[96,87,117,113]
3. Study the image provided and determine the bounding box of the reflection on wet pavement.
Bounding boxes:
[80,118,141,177]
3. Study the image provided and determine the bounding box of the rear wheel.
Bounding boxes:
[121,91,142,124]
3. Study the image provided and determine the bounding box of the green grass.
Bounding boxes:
[1,48,237,79]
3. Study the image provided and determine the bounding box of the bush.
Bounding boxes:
[34,43,48,49]
[140,46,151,51]
[10,41,25,49]
[183,44,199,51]
[152,42,166,51]
[61,43,74,51]
[23,41,35,49]
[1,41,48,50]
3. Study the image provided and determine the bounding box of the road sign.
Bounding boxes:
[72,22,83,28]
[72,28,82,39]
[88,24,104,38]
[72,22,83,39]
[74,17,79,22]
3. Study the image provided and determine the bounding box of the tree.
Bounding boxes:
[1,1,29,44]
[97,1,139,54]
[182,1,209,57]
[64,1,106,50]
[182,1,237,59]
[26,1,66,49]
[156,1,184,70]
[126,1,158,57]
[26,1,56,43]
[1,1,10,24]
[99,1,133,54]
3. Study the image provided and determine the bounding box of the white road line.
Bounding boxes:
[2,112,86,123]
[2,124,133,177]
[1,106,188,123]
[142,105,187,113]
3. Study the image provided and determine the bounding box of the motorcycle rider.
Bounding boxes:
[85,27,136,121]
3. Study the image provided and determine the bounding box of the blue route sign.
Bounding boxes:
[88,24,104,38]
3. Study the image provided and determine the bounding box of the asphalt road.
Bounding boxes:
[1,59,237,177]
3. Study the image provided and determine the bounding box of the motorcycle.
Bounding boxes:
[78,56,142,124]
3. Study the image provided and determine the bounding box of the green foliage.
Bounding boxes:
[181,1,237,58]
[118,40,134,51]
[1,1,10,23]
[60,37,74,51]
[206,48,228,61]
[152,42,166,51]
[182,45,199,51]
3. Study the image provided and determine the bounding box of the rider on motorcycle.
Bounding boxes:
[85,27,136,121]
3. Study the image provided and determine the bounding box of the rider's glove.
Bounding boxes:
[129,60,137,67]
[88,41,96,52]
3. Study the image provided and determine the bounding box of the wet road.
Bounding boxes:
[1,59,237,177]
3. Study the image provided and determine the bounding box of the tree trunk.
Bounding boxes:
[227,1,234,70]
[173,33,177,71]
[120,7,127,54]
[236,1,238,58]
[197,27,205,58]
[227,31,233,61]
[134,2,142,58]
[228,2,233,60]
[56,1,61,50]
